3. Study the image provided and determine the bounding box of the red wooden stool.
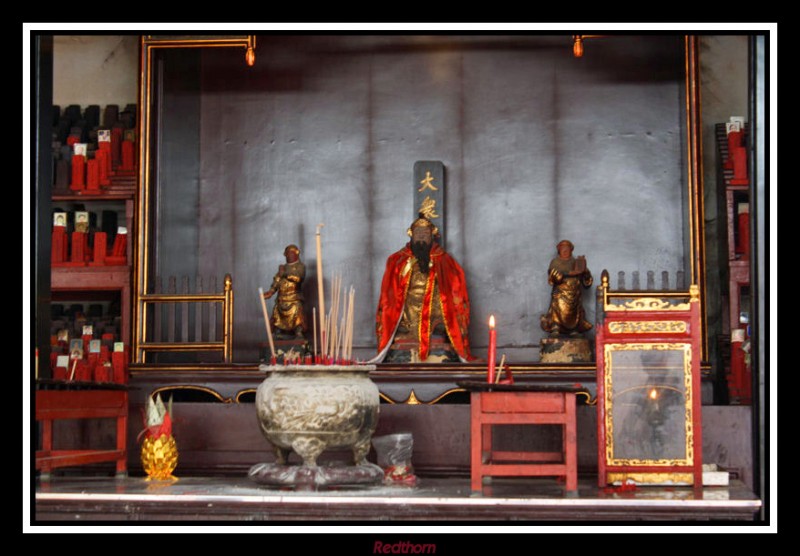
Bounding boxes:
[36,387,128,477]
[461,383,580,492]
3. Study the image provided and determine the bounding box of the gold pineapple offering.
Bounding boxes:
[139,393,178,481]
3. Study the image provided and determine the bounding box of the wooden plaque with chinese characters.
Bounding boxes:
[595,272,703,487]
[413,161,445,249]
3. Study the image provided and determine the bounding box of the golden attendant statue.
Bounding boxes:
[540,240,593,337]
[264,244,306,338]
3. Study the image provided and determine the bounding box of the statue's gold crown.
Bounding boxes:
[407,215,439,238]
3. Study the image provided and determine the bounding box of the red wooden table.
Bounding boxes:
[36,387,128,477]
[461,383,579,492]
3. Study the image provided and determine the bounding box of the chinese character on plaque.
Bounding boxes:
[413,161,446,248]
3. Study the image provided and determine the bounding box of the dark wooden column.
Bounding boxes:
[33,34,53,379]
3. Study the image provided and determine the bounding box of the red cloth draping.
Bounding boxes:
[376,243,475,361]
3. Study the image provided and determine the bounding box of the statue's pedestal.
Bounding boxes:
[539,337,593,363]
[258,338,310,362]
[384,336,459,363]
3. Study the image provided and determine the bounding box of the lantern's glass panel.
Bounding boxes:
[608,347,688,462]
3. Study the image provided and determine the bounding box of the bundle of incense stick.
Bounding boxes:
[309,225,360,366]
[316,224,326,357]
[319,273,357,364]
[313,307,317,360]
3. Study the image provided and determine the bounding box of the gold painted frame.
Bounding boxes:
[133,36,256,363]
[602,343,696,468]
[132,35,706,365]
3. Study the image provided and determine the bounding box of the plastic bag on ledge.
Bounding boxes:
[372,432,417,487]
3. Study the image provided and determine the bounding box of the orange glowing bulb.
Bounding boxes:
[573,36,584,58]
[246,47,255,67]
[648,388,658,400]
[489,315,495,328]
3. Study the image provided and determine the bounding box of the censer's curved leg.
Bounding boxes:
[352,436,371,466]
[291,437,325,467]
[274,446,292,465]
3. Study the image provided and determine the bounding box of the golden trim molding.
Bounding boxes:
[606,298,692,312]
[149,385,233,403]
[235,389,257,403]
[607,472,695,485]
[608,321,687,334]
[379,388,466,405]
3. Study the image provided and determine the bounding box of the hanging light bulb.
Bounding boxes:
[245,35,256,67]
[573,35,584,58]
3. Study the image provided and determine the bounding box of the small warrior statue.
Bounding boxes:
[540,240,593,337]
[264,244,306,338]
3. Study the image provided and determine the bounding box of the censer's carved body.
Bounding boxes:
[254,364,380,468]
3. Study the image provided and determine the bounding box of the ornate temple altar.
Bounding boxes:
[31,33,768,524]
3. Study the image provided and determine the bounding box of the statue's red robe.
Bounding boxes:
[375,243,475,362]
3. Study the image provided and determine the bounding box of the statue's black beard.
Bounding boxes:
[411,240,432,274]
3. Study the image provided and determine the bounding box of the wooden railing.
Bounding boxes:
[137,273,233,363]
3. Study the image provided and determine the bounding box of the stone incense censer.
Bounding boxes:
[249,363,383,489]
[249,226,384,489]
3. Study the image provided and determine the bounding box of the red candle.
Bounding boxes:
[96,143,111,185]
[732,147,748,180]
[737,204,750,259]
[487,315,497,383]
[82,334,92,355]
[112,351,127,384]
[94,362,110,383]
[53,363,68,381]
[87,352,99,374]
[86,158,100,190]
[51,226,66,264]
[70,154,86,189]
[112,231,127,257]
[111,127,123,166]
[121,140,135,171]
[76,360,91,382]
[70,231,85,263]
[92,231,107,265]
[727,129,742,150]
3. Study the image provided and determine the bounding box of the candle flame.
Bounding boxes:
[489,315,495,328]
[648,388,658,400]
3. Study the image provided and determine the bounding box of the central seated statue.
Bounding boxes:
[374,214,475,363]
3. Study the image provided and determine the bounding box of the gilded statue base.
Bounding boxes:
[384,337,459,363]
[539,337,593,363]
[258,338,310,362]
